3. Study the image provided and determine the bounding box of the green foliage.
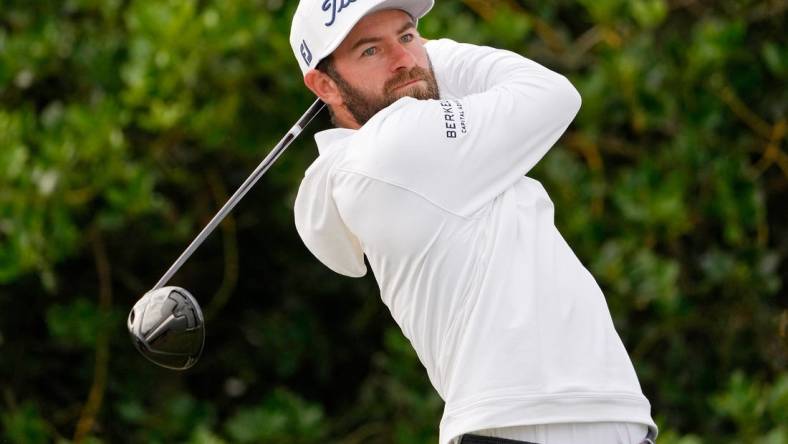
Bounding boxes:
[348,328,443,443]
[1,403,49,444]
[224,389,326,443]
[0,0,785,443]
[629,0,668,29]
[712,372,788,441]
[47,298,106,348]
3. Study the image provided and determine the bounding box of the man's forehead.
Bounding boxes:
[340,9,415,49]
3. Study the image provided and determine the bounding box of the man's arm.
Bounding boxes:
[358,39,581,217]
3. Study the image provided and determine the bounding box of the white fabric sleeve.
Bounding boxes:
[358,39,581,217]
[294,152,367,278]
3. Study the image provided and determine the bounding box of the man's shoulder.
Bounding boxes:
[306,96,464,185]
[318,98,460,198]
[362,96,424,129]
[356,97,446,148]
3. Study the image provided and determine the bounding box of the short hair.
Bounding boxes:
[316,54,335,75]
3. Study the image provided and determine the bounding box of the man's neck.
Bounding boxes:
[332,105,362,130]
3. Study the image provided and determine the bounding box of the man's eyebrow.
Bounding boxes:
[351,36,382,51]
[397,21,416,34]
[350,20,416,51]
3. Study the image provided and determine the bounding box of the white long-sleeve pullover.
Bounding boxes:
[294,38,656,444]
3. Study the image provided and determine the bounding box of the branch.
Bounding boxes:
[712,77,788,179]
[714,77,773,140]
[204,169,239,320]
[748,0,788,23]
[461,0,567,53]
[566,132,605,173]
[73,227,112,443]
[564,132,606,215]
[753,120,788,178]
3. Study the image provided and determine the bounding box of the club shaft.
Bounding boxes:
[152,99,325,290]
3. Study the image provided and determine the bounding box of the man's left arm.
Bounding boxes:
[364,39,581,217]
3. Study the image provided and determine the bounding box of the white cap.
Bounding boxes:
[290,0,434,76]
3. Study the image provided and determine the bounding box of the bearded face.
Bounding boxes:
[307,9,441,128]
[321,58,441,126]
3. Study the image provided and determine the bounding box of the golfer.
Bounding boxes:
[290,1,658,443]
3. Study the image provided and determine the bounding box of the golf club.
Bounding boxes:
[128,98,325,370]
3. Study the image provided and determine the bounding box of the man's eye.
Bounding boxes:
[401,33,414,43]
[362,47,377,57]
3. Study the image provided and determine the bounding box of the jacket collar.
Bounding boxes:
[314,128,356,155]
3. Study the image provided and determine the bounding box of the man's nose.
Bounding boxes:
[389,42,417,72]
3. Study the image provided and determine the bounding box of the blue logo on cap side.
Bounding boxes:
[322,0,357,27]
[300,40,313,66]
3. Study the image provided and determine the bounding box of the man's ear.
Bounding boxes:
[304,69,343,107]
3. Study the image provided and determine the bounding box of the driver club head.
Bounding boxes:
[128,286,205,370]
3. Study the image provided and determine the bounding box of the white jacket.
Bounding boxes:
[294,38,657,444]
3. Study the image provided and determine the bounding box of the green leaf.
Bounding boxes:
[630,0,668,29]
[1,403,49,444]
[224,389,326,443]
[46,298,105,348]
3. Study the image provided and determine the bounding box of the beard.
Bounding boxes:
[328,60,441,127]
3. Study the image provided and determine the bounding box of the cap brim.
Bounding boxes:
[308,0,433,73]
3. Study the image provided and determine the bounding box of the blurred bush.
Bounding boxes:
[0,0,785,443]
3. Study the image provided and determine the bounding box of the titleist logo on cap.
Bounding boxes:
[322,0,357,27]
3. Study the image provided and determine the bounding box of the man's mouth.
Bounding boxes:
[391,78,424,91]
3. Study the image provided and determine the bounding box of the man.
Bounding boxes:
[289,1,658,443]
